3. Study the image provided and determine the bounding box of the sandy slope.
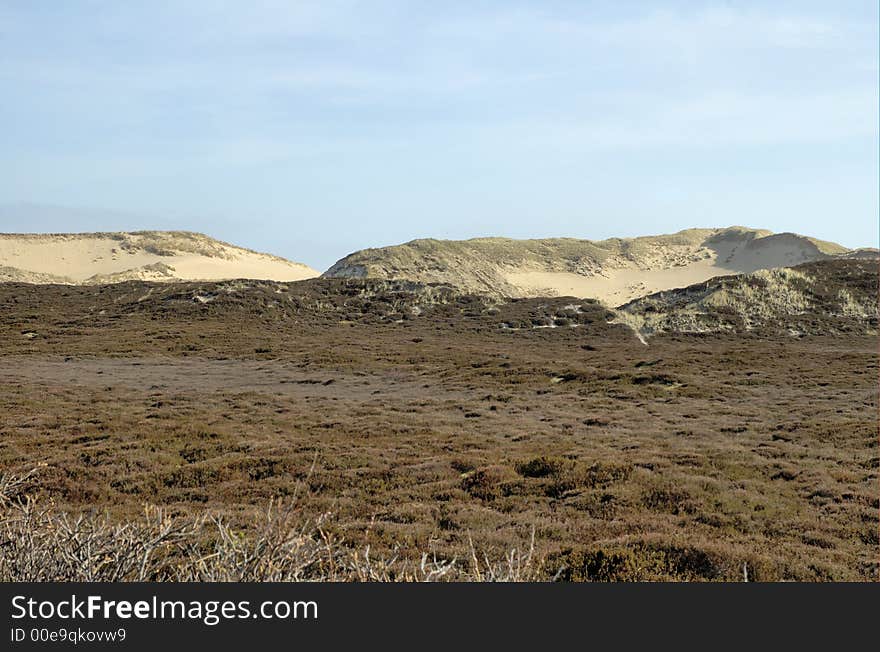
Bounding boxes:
[0,232,318,284]
[325,227,867,305]
[503,261,730,306]
[503,231,848,305]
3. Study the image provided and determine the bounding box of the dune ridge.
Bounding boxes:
[0,231,319,284]
[324,227,871,305]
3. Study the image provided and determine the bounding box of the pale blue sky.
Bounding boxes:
[1,1,877,270]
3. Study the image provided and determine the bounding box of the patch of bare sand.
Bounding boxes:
[504,231,832,305]
[0,233,318,284]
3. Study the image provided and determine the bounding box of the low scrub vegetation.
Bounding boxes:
[0,468,540,582]
[0,275,875,582]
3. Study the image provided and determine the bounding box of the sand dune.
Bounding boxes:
[325,227,868,305]
[503,231,852,305]
[0,232,318,284]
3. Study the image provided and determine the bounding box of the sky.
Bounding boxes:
[0,1,877,271]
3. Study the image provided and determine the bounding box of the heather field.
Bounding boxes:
[0,276,876,581]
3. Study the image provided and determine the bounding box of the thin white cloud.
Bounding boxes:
[2,4,873,101]
[544,7,840,50]
[475,87,878,151]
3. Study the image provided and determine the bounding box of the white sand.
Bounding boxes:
[0,233,319,284]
